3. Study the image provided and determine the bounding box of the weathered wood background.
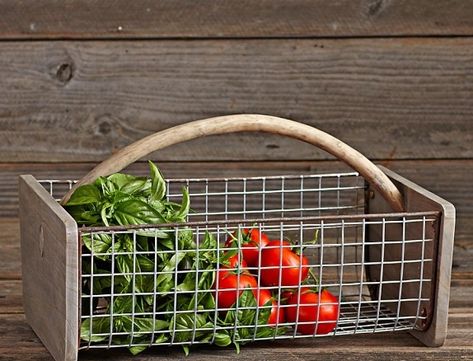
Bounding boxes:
[0,1,472,360]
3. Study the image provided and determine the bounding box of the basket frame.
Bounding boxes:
[19,166,455,361]
[369,166,455,346]
[19,174,79,361]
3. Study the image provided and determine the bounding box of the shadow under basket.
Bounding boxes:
[19,167,455,361]
[18,116,455,361]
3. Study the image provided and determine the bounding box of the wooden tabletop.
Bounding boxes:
[1,162,472,361]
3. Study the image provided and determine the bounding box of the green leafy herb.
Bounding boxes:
[66,161,286,355]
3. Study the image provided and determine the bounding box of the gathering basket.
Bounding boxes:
[19,115,455,361]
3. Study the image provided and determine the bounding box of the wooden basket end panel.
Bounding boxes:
[19,175,79,361]
[411,195,455,347]
[366,166,455,347]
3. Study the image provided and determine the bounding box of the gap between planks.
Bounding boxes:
[1,0,473,39]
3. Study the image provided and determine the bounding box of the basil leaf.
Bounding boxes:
[171,313,210,343]
[257,299,273,325]
[116,234,134,253]
[82,233,112,261]
[114,199,165,225]
[156,236,175,250]
[169,187,190,222]
[113,295,134,314]
[136,228,169,239]
[149,161,166,201]
[65,205,99,225]
[100,202,112,226]
[121,178,149,195]
[177,228,195,250]
[107,173,137,189]
[154,333,168,344]
[95,176,117,196]
[202,231,217,250]
[66,184,101,206]
[234,340,241,354]
[117,254,133,284]
[133,317,169,333]
[129,345,147,355]
[255,325,286,339]
[176,274,196,292]
[237,289,257,327]
[214,331,232,347]
[137,255,155,272]
[156,252,187,291]
[201,292,216,310]
[224,309,235,324]
[80,317,110,342]
[137,236,150,252]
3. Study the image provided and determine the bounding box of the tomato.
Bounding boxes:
[214,272,258,310]
[257,289,285,325]
[222,254,248,271]
[286,289,339,335]
[259,240,309,287]
[225,228,270,267]
[280,290,295,302]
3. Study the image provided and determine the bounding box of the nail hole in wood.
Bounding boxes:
[421,306,428,327]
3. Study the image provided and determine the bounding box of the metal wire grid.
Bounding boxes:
[165,172,364,221]
[77,215,435,349]
[38,172,437,350]
[39,171,365,221]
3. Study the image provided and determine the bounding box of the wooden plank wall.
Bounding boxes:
[0,1,472,285]
[1,0,473,38]
[0,1,473,359]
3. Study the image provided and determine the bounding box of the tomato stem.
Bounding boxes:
[308,268,320,292]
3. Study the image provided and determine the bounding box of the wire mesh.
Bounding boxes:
[39,171,438,350]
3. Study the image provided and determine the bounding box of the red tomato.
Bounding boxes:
[225,228,270,267]
[259,240,309,287]
[214,272,258,309]
[222,254,248,271]
[286,289,339,335]
[257,289,285,325]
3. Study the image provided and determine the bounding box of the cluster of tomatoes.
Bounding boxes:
[213,228,339,335]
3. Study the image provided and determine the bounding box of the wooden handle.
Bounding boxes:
[60,114,405,211]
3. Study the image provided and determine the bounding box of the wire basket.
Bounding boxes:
[19,115,455,361]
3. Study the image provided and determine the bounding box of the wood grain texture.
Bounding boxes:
[1,0,473,39]
[0,218,21,279]
[0,39,472,162]
[368,167,456,346]
[0,280,23,314]
[19,176,78,361]
[0,314,472,360]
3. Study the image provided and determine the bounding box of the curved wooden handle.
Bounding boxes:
[61,114,404,211]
